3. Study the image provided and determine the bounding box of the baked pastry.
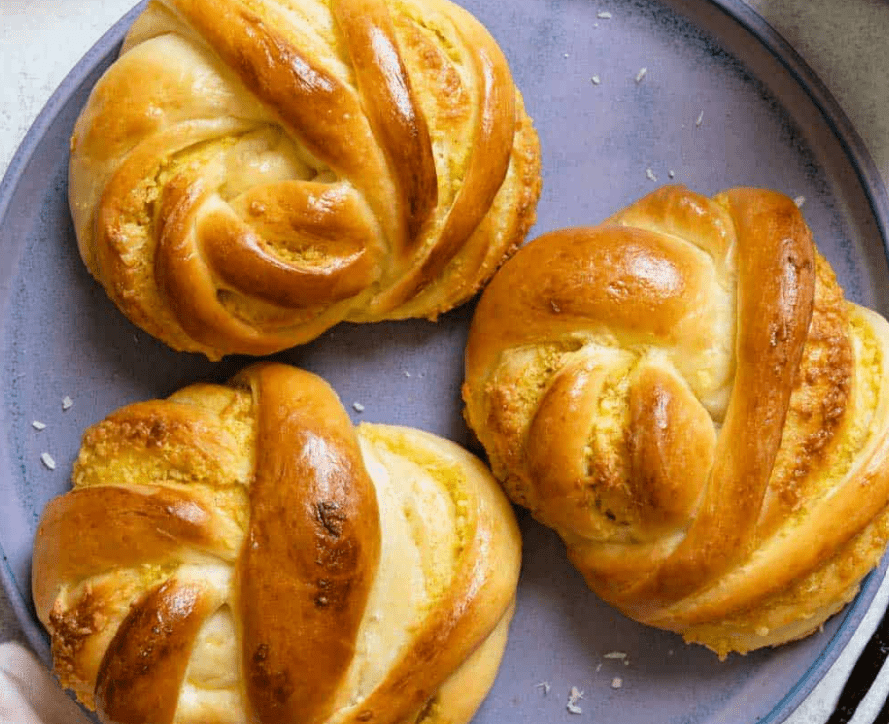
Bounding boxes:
[32,363,521,723]
[463,185,889,657]
[68,0,541,359]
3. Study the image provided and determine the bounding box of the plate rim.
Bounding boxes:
[1,1,888,723]
[708,0,889,263]
[0,0,150,665]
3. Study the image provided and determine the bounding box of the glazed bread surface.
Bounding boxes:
[463,185,889,657]
[69,0,541,359]
[33,363,522,723]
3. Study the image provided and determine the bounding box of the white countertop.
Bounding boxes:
[1,2,888,722]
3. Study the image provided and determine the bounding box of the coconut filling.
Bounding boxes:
[175,565,244,723]
[331,430,461,714]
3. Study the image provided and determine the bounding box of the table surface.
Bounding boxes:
[2,1,889,722]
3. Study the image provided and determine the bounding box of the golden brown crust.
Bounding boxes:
[333,0,438,245]
[69,0,541,359]
[95,579,218,724]
[237,364,380,724]
[464,185,889,656]
[32,363,521,722]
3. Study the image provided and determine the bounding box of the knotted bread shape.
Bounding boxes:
[33,363,521,723]
[69,0,541,359]
[463,186,889,657]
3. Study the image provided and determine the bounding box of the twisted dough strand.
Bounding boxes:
[464,186,889,655]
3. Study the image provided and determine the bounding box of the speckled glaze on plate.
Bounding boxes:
[1,1,888,723]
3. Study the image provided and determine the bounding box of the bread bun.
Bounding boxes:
[33,363,521,722]
[69,0,541,359]
[464,185,889,657]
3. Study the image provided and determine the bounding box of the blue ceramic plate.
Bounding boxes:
[2,1,888,723]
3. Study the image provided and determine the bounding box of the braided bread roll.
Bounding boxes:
[32,363,521,723]
[69,0,541,360]
[463,185,889,657]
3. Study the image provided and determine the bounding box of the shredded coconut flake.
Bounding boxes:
[596,663,603,672]
[635,67,647,83]
[668,169,676,179]
[535,681,551,695]
[794,195,806,208]
[62,396,73,411]
[597,11,612,19]
[695,110,705,127]
[32,420,46,431]
[645,168,658,182]
[403,370,412,378]
[611,677,623,689]
[352,402,365,412]
[603,651,627,659]
[40,452,56,470]
[567,687,584,714]
[591,75,601,85]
